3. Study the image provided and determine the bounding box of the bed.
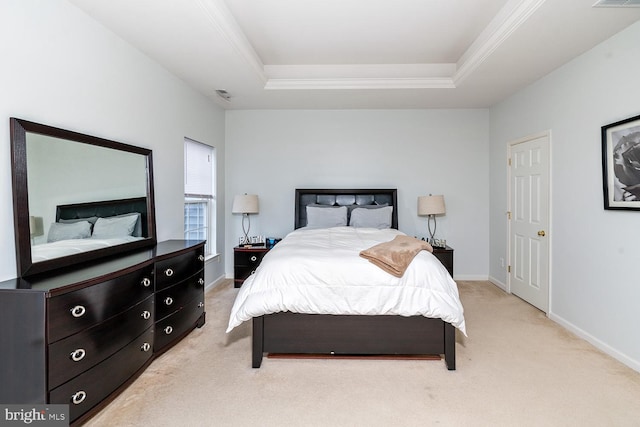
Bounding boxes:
[31,197,148,262]
[227,189,465,370]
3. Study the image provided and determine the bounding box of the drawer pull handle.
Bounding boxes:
[164,297,174,306]
[141,310,151,320]
[70,305,86,318]
[250,255,257,262]
[71,391,87,405]
[198,255,204,262]
[198,278,205,286]
[141,277,152,287]
[164,268,174,277]
[141,342,151,352]
[164,326,173,335]
[198,302,204,308]
[70,349,86,362]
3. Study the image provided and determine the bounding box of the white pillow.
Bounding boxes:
[349,206,393,229]
[306,205,348,228]
[92,214,139,238]
[47,221,92,242]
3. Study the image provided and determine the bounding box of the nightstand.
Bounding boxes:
[234,246,270,287]
[432,245,454,277]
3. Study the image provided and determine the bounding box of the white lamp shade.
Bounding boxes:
[232,194,259,214]
[418,195,445,216]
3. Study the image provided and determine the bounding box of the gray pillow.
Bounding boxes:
[349,206,393,229]
[59,216,99,225]
[306,205,348,228]
[47,221,92,242]
[107,212,142,237]
[91,214,139,238]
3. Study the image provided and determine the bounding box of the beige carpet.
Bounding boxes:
[85,281,640,427]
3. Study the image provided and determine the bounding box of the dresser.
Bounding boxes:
[0,240,205,426]
[233,246,270,287]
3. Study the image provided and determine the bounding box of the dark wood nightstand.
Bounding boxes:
[432,245,454,277]
[234,246,270,287]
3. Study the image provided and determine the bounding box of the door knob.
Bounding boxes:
[538,230,546,237]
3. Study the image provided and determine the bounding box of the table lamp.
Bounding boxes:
[418,194,446,246]
[232,194,259,246]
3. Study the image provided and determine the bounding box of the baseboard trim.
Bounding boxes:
[549,312,640,374]
[454,274,489,281]
[205,274,227,293]
[488,275,507,292]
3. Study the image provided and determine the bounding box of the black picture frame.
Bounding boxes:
[602,113,640,210]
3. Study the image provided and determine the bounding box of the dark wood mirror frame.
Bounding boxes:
[10,117,157,277]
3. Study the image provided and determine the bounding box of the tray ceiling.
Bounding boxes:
[69,0,640,109]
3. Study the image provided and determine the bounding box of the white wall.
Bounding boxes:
[225,109,490,279]
[0,0,226,283]
[489,21,640,370]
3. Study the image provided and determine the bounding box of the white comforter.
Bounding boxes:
[31,236,143,262]
[226,227,466,334]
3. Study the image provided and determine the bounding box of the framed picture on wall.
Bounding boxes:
[602,113,640,210]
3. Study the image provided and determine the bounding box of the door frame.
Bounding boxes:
[506,130,552,314]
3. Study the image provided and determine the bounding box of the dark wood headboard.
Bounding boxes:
[56,197,149,238]
[294,189,398,229]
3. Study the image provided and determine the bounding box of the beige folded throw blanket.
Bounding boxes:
[359,235,433,278]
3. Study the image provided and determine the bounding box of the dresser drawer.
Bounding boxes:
[155,272,205,321]
[234,265,256,284]
[49,327,153,423]
[155,247,204,291]
[234,249,268,267]
[48,296,154,389]
[48,266,154,343]
[154,297,205,352]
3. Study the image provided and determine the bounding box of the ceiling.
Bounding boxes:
[69,0,640,109]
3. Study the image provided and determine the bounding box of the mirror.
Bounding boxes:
[10,118,156,277]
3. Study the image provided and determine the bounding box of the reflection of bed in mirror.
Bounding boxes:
[10,117,157,277]
[31,197,148,263]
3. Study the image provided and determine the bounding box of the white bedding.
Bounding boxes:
[226,226,466,334]
[31,236,144,262]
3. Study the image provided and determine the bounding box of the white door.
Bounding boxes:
[508,133,550,313]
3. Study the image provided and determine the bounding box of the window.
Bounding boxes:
[184,138,215,256]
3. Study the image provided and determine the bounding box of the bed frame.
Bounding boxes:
[251,189,457,370]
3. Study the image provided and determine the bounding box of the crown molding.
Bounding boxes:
[264,77,455,90]
[196,0,267,84]
[264,63,456,89]
[454,0,547,85]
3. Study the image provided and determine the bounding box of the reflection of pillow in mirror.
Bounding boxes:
[59,216,98,233]
[306,205,348,228]
[349,206,393,229]
[107,212,142,237]
[92,214,139,238]
[59,216,99,225]
[47,221,92,242]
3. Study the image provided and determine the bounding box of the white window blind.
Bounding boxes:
[184,139,213,197]
[184,138,215,255]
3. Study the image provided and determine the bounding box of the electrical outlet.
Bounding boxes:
[500,258,505,267]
